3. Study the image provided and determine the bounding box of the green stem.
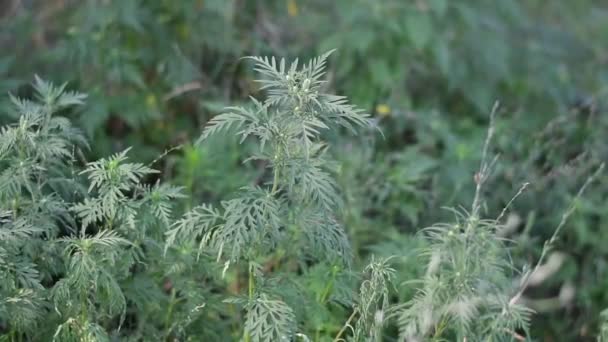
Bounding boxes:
[244,263,255,342]
[319,266,338,304]
[164,288,177,337]
[333,309,357,342]
[433,316,448,340]
[11,197,19,218]
[248,264,255,300]
[271,165,281,195]
[80,289,87,321]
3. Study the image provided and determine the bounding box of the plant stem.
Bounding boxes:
[471,101,499,218]
[319,266,338,304]
[80,288,88,324]
[244,263,255,342]
[164,288,177,338]
[248,263,255,300]
[509,163,604,306]
[333,309,358,342]
[271,165,280,195]
[433,317,448,340]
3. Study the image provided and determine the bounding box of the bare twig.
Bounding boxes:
[148,144,184,168]
[162,81,202,101]
[333,310,358,342]
[496,182,530,224]
[471,101,500,218]
[510,163,604,307]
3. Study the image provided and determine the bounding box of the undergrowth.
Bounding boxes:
[0,53,604,341]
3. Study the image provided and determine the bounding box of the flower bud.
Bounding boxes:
[302,78,310,91]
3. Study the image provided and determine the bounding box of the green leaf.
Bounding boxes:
[433,40,450,76]
[429,0,448,17]
[406,12,433,50]
[370,59,393,88]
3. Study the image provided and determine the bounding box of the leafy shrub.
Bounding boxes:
[165,51,372,341]
[0,52,373,341]
[2,1,608,339]
[2,55,605,341]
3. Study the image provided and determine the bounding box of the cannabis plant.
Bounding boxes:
[165,51,371,340]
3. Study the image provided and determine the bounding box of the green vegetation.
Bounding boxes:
[1,1,608,341]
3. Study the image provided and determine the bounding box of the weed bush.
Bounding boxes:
[0,53,371,341]
[2,1,608,340]
[1,52,605,341]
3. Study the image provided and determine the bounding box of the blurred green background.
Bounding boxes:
[1,0,608,340]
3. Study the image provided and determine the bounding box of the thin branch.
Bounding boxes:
[162,81,202,102]
[496,182,530,224]
[471,101,500,218]
[148,144,184,168]
[333,309,358,342]
[510,163,604,307]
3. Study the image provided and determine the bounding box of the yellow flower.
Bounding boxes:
[146,94,157,109]
[178,24,190,40]
[287,0,298,17]
[375,104,391,117]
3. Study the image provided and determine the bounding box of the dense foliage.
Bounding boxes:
[1,1,608,341]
